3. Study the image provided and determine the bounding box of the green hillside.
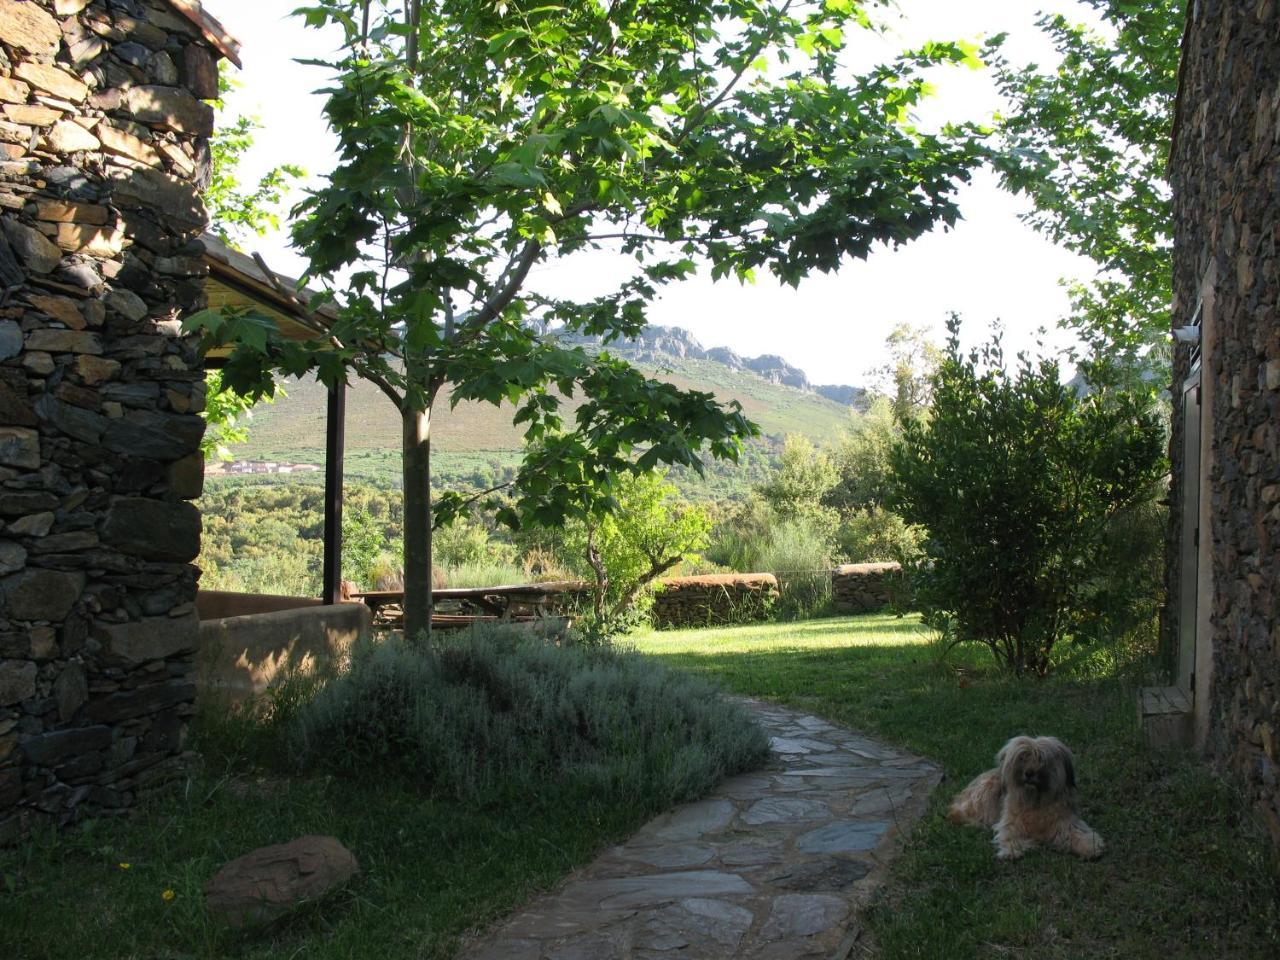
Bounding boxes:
[226,354,856,497]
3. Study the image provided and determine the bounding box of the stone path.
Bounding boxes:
[460,698,941,960]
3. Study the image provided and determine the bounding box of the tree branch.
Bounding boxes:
[673,0,796,146]
[249,251,404,408]
[607,554,682,621]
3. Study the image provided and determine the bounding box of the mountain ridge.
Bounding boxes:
[556,324,869,408]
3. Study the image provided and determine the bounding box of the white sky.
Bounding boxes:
[216,0,1100,388]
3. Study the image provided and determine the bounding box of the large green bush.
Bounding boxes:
[889,317,1165,676]
[290,626,768,803]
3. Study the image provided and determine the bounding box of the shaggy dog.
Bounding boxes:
[948,735,1104,860]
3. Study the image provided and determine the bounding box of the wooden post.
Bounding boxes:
[322,378,346,604]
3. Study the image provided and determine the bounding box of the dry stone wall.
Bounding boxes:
[1168,0,1280,845]
[0,0,220,841]
[831,562,900,614]
[651,574,779,628]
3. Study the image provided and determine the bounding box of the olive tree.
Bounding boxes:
[193,0,983,639]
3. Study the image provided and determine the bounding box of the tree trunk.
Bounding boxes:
[402,406,433,643]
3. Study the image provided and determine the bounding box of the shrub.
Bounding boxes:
[704,496,774,572]
[289,626,769,803]
[434,514,515,569]
[889,317,1166,676]
[758,435,840,534]
[836,507,922,564]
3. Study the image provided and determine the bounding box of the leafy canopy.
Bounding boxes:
[203,0,984,532]
[986,0,1182,382]
[889,315,1165,676]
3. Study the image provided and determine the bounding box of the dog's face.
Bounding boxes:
[996,736,1075,802]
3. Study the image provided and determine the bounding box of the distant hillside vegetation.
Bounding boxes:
[224,327,863,498]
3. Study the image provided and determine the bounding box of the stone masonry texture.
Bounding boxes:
[0,0,219,842]
[1167,0,1280,845]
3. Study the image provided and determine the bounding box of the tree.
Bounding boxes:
[888,316,1165,676]
[826,396,897,514]
[195,0,984,640]
[205,68,305,249]
[757,435,838,528]
[564,471,711,630]
[199,69,300,458]
[865,322,942,423]
[987,0,1182,382]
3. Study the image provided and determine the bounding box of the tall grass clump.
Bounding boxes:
[289,625,769,805]
[756,517,833,619]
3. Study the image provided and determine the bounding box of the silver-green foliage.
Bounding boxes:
[289,625,769,803]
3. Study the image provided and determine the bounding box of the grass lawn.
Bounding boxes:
[634,613,1280,959]
[1,749,666,960]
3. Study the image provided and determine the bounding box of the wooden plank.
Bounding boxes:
[322,380,346,605]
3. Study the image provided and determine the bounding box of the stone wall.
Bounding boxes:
[1167,0,1280,845]
[831,562,900,614]
[0,0,222,841]
[651,573,779,628]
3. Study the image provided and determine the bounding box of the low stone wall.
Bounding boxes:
[652,574,779,628]
[197,597,371,707]
[831,563,901,614]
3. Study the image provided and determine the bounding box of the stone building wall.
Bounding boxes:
[0,0,223,841]
[652,574,779,628]
[1167,0,1280,845]
[831,562,900,614]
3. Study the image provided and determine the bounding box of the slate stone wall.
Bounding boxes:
[831,562,900,614]
[1168,0,1280,845]
[651,574,779,628]
[0,0,217,841]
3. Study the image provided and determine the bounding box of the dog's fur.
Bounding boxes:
[948,735,1104,860]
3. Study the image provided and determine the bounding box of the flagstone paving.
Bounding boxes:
[460,698,941,959]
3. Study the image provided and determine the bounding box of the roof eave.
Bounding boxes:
[165,0,242,68]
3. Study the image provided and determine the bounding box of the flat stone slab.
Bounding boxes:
[458,698,940,959]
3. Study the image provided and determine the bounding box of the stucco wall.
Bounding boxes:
[197,600,371,706]
[1167,0,1280,845]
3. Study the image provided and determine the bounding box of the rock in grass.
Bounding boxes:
[205,835,358,928]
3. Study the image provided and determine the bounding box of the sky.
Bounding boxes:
[216,0,1101,389]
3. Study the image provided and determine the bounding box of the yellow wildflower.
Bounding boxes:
[118,862,131,870]
[162,889,176,902]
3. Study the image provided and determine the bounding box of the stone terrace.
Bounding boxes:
[461,699,940,960]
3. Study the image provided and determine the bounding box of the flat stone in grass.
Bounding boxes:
[619,841,716,869]
[764,858,872,892]
[768,735,838,754]
[205,835,358,928]
[636,898,755,953]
